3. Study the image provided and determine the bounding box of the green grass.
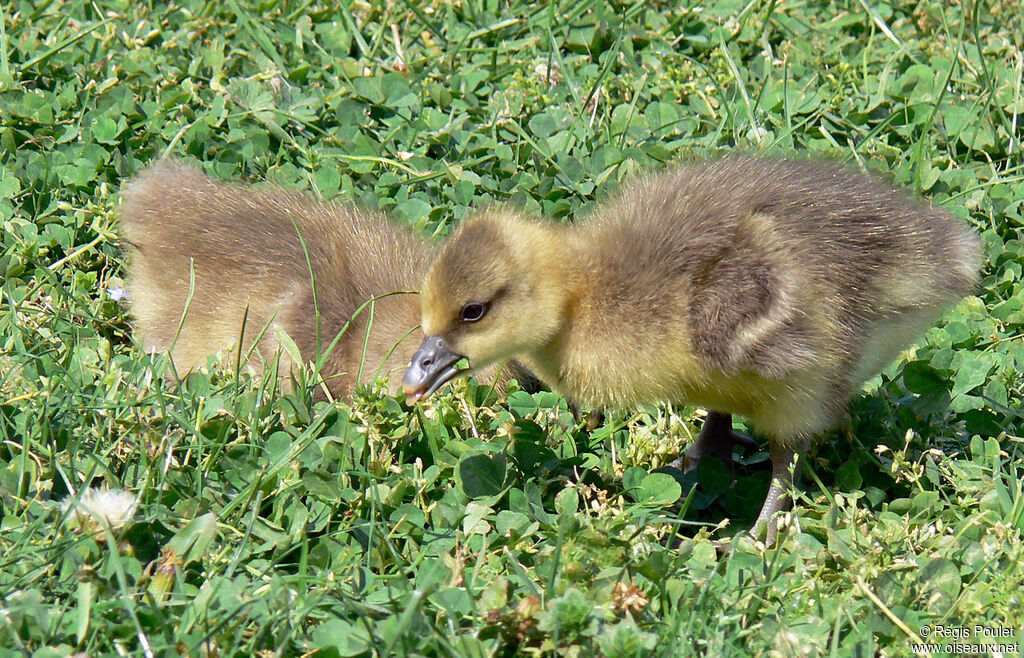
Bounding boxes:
[2,0,1023,655]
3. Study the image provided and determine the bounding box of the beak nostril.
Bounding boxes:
[403,335,464,400]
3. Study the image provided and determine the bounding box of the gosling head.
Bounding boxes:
[402,210,569,403]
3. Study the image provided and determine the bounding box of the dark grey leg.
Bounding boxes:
[751,441,798,544]
[670,411,758,472]
[568,400,605,431]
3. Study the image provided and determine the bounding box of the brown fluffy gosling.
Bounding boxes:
[122,160,440,398]
[403,155,982,543]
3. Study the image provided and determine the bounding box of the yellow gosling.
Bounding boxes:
[404,155,982,542]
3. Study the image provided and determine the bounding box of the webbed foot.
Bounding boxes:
[670,411,757,472]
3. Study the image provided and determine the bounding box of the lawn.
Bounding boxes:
[1,0,1023,655]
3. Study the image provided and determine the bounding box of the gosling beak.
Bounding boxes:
[402,335,466,404]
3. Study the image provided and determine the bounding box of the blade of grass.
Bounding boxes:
[19,19,106,71]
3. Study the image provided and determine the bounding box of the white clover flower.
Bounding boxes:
[64,487,138,532]
[106,286,129,302]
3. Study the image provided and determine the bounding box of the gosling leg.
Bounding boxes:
[751,441,799,544]
[671,411,758,472]
[568,400,605,431]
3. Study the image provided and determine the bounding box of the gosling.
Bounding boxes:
[403,155,981,542]
[122,160,435,398]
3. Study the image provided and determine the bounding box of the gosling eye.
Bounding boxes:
[460,301,489,323]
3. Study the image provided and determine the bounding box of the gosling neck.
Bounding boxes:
[517,221,588,375]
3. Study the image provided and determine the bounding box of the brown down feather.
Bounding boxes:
[121,159,521,398]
